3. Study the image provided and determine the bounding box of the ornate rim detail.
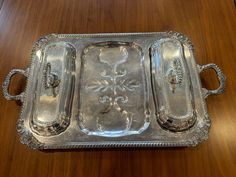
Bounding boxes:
[43,141,195,149]
[17,118,44,149]
[32,34,57,51]
[190,113,211,146]
[30,114,70,136]
[168,31,194,50]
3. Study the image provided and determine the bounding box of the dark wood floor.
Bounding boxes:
[0,0,236,177]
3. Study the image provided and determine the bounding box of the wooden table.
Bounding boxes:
[0,0,235,177]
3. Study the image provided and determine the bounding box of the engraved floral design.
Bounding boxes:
[86,46,140,131]
[88,77,140,93]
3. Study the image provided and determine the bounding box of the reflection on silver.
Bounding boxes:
[150,38,196,131]
[29,42,76,136]
[2,32,225,149]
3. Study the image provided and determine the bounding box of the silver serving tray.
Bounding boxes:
[2,32,225,149]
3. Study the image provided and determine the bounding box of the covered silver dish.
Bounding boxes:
[2,32,225,149]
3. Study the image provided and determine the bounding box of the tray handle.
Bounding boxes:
[198,63,226,98]
[2,68,29,102]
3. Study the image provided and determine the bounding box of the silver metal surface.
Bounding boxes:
[198,63,225,98]
[2,68,29,102]
[2,32,225,149]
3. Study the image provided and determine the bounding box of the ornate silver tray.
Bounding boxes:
[2,32,225,149]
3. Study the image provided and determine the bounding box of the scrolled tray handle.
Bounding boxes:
[2,68,29,102]
[198,63,226,98]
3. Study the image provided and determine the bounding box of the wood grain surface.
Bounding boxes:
[0,0,236,177]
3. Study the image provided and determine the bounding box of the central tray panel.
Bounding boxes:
[78,41,150,137]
